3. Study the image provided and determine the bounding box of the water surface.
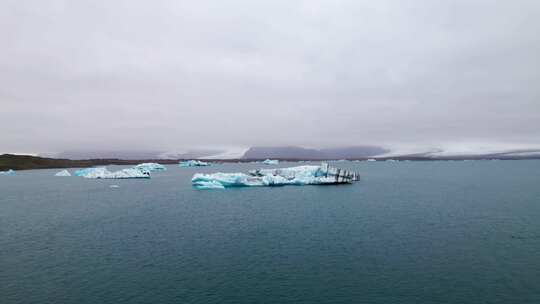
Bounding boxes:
[1,161,540,303]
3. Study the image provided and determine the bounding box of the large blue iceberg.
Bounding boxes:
[0,169,15,175]
[179,160,210,167]
[192,163,359,189]
[55,169,71,177]
[74,167,150,179]
[133,163,166,172]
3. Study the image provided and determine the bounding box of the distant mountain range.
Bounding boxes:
[242,146,389,159]
[48,146,391,160]
[3,145,540,171]
[35,145,540,161]
[54,151,164,160]
[52,149,228,160]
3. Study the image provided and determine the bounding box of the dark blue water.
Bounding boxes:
[2,161,540,303]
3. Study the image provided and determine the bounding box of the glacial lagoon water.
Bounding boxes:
[1,161,540,303]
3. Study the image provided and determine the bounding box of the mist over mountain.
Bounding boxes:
[158,149,226,159]
[53,149,227,160]
[55,151,164,160]
[242,146,389,159]
[35,143,540,161]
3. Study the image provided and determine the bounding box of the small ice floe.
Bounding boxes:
[54,169,71,177]
[109,185,120,188]
[0,169,15,175]
[74,167,150,179]
[262,159,279,165]
[179,160,210,167]
[192,163,360,190]
[133,163,166,172]
[367,159,377,162]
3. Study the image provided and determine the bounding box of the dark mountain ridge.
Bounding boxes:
[242,146,389,159]
[0,154,180,171]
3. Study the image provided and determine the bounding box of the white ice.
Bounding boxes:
[0,169,15,175]
[192,164,358,189]
[134,163,166,172]
[179,160,210,167]
[55,169,71,177]
[262,159,279,165]
[74,167,150,179]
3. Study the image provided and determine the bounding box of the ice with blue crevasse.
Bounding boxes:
[0,169,15,175]
[192,163,360,189]
[74,167,103,177]
[74,167,150,179]
[133,163,166,172]
[72,162,166,179]
[55,169,71,177]
[179,160,210,167]
[262,159,279,165]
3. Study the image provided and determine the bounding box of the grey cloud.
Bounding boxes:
[1,0,539,154]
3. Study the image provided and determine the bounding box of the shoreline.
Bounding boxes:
[2,154,540,171]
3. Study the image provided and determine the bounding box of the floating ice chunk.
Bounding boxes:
[179,160,210,167]
[262,159,279,165]
[110,185,120,188]
[55,169,71,177]
[102,168,150,179]
[192,172,265,189]
[253,165,322,179]
[74,167,150,179]
[0,169,15,175]
[74,167,107,177]
[367,159,376,162]
[133,163,166,172]
[192,163,360,189]
[192,179,225,189]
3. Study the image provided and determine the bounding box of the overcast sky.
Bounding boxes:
[1,0,539,155]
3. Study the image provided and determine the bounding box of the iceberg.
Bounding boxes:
[192,172,266,189]
[0,169,15,175]
[55,169,71,177]
[133,163,166,172]
[179,160,210,167]
[192,163,360,189]
[262,159,279,165]
[102,168,150,179]
[74,167,107,177]
[74,167,150,179]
